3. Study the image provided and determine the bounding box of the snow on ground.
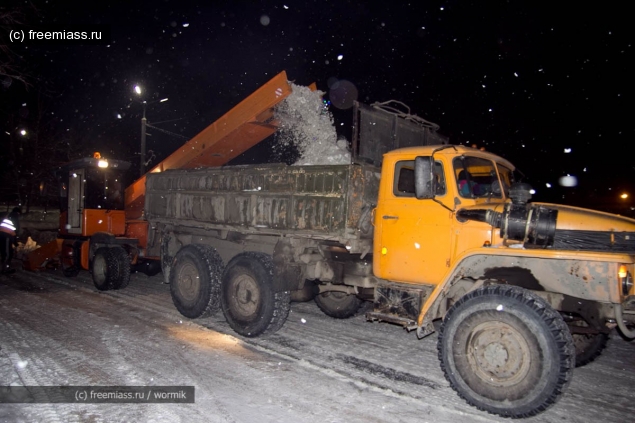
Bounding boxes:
[1,268,635,423]
[274,83,351,166]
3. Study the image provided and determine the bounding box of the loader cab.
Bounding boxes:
[56,153,131,236]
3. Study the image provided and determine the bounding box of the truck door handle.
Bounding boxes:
[382,215,399,220]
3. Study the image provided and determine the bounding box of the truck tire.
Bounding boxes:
[170,244,224,319]
[221,252,291,337]
[438,285,575,418]
[109,247,131,290]
[573,332,609,367]
[314,291,363,318]
[92,247,115,291]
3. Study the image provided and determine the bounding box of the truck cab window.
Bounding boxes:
[453,157,501,198]
[394,160,445,197]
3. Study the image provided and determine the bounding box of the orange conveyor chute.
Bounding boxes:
[124,70,312,220]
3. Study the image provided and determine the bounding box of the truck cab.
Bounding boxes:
[371,144,635,418]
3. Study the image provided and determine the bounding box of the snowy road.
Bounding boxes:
[1,268,634,423]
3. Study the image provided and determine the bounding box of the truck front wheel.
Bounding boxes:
[221,252,290,337]
[314,291,363,318]
[438,285,575,418]
[170,244,224,318]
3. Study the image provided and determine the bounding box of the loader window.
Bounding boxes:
[394,160,445,197]
[84,168,126,210]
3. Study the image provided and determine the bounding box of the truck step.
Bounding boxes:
[366,311,417,331]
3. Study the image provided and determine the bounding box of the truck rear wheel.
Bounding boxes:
[221,252,290,337]
[438,285,575,418]
[170,244,224,318]
[573,332,609,367]
[314,291,363,318]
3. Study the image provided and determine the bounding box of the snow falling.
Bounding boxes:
[274,83,351,166]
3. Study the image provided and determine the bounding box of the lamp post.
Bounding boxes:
[140,101,147,176]
[134,85,167,176]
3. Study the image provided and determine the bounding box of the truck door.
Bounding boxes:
[375,159,452,285]
[67,169,84,234]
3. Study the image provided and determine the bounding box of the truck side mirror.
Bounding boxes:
[414,156,435,199]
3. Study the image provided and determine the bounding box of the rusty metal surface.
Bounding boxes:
[145,163,379,243]
[352,101,448,167]
[449,254,618,303]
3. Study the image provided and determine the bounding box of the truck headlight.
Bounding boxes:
[618,264,633,296]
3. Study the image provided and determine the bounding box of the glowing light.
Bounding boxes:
[98,160,109,168]
[134,85,142,94]
[621,193,629,199]
[559,175,578,187]
[20,129,27,136]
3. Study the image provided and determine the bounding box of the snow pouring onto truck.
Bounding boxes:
[274,83,351,166]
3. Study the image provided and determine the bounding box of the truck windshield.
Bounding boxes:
[453,157,502,198]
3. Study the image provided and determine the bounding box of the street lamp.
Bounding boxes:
[134,85,168,176]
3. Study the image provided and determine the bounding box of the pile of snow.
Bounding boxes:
[15,237,40,254]
[274,83,351,166]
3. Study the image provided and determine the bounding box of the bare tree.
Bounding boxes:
[0,4,36,88]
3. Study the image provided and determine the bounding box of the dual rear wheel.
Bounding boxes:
[169,246,290,337]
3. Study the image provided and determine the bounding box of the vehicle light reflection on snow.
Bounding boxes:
[166,325,257,358]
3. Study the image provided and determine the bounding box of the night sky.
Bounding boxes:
[1,1,633,213]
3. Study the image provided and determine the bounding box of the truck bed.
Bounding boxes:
[144,163,380,244]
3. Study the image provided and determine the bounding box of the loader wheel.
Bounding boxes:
[438,285,575,418]
[92,248,114,291]
[62,264,80,278]
[221,252,290,337]
[170,244,224,319]
[109,247,131,290]
[314,291,363,318]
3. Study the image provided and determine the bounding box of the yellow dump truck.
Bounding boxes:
[146,142,635,418]
[32,71,635,418]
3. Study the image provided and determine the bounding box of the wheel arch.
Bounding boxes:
[421,252,616,328]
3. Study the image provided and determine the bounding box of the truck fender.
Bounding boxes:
[417,251,620,334]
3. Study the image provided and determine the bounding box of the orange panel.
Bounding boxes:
[126,220,149,250]
[23,239,63,271]
[83,209,126,236]
[80,241,90,270]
